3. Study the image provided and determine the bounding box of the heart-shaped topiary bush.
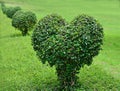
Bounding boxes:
[32,14,103,90]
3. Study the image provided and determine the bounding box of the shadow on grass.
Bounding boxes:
[0,33,22,39]
[10,33,22,38]
[0,33,31,39]
[10,33,31,37]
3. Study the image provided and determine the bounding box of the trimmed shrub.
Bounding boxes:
[32,14,103,90]
[5,6,21,18]
[1,3,7,14]
[32,14,67,66]
[12,11,37,36]
[70,14,103,65]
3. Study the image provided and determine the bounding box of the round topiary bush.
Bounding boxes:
[5,6,21,18]
[12,11,37,36]
[1,3,7,14]
[32,14,103,90]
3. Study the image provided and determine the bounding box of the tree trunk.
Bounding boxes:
[22,28,28,36]
[56,63,79,90]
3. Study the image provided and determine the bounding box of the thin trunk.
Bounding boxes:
[22,28,28,36]
[56,63,79,90]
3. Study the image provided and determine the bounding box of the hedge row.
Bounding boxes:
[1,2,104,91]
[1,2,37,36]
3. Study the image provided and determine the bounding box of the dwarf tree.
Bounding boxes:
[12,11,37,36]
[5,6,21,18]
[32,14,103,90]
[1,2,7,14]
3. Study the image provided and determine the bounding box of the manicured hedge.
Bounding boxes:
[12,11,37,36]
[5,6,21,18]
[32,14,103,90]
[1,3,7,14]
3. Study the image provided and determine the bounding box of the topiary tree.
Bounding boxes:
[32,14,67,65]
[1,2,7,14]
[32,14,103,90]
[12,11,37,36]
[5,6,21,18]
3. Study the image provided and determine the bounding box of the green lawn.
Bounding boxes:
[0,0,120,90]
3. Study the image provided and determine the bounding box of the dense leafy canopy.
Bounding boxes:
[70,14,103,65]
[32,14,67,66]
[5,6,21,18]
[1,3,7,14]
[32,14,103,90]
[12,11,37,36]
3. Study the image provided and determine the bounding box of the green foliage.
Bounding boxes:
[32,14,67,66]
[5,6,21,18]
[32,14,103,90]
[1,0,120,90]
[70,14,104,65]
[1,2,7,14]
[12,11,37,36]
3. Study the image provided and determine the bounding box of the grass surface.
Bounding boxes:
[0,0,120,90]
